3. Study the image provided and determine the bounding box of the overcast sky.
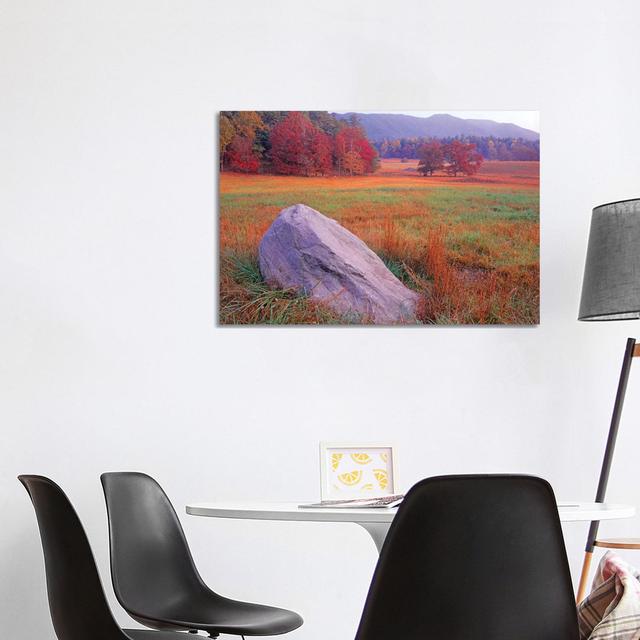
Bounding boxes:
[335,111,539,133]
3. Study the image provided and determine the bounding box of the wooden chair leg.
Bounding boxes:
[576,550,593,603]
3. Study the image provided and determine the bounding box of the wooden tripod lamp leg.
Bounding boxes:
[576,551,594,603]
[576,337,637,604]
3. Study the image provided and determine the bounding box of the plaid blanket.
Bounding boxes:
[578,551,640,640]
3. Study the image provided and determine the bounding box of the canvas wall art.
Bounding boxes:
[219,110,539,325]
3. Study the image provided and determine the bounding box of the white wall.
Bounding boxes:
[2,1,640,638]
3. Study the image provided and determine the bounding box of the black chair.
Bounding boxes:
[100,472,303,638]
[19,474,186,640]
[355,474,580,640]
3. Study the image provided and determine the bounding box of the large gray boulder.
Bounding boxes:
[258,204,420,323]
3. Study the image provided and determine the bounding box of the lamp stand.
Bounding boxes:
[576,337,638,603]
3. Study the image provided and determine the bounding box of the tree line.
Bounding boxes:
[219,111,378,176]
[376,135,539,161]
[417,140,484,176]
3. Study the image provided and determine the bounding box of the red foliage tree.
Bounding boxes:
[310,129,333,175]
[417,140,444,176]
[443,140,483,176]
[227,135,260,173]
[335,126,378,175]
[270,112,330,176]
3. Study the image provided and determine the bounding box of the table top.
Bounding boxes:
[186,501,636,524]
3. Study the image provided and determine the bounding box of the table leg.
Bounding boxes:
[358,523,391,553]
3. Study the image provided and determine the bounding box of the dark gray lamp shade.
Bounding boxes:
[579,198,640,321]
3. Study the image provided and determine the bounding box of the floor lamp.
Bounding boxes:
[576,197,640,603]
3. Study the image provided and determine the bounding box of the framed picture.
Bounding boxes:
[219,110,539,325]
[319,442,397,501]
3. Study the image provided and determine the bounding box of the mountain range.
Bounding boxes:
[333,112,539,142]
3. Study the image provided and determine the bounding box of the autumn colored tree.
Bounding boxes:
[355,133,379,173]
[486,138,497,160]
[308,111,341,137]
[219,114,235,171]
[227,135,260,173]
[252,112,285,167]
[417,140,444,176]
[335,126,378,175]
[219,111,265,173]
[232,111,265,139]
[310,129,333,175]
[219,111,383,176]
[269,112,331,176]
[341,150,365,176]
[443,140,483,176]
[510,142,538,161]
[497,142,511,160]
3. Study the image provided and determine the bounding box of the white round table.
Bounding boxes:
[186,501,636,553]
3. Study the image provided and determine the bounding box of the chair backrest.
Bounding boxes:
[100,472,208,618]
[19,475,128,640]
[355,475,579,640]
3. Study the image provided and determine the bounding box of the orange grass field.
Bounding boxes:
[219,159,539,325]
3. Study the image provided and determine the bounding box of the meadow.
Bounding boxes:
[219,159,539,325]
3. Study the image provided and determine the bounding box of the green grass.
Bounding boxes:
[220,254,359,325]
[220,189,402,214]
[380,256,420,289]
[221,187,538,225]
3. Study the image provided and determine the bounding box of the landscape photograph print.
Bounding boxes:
[219,110,539,325]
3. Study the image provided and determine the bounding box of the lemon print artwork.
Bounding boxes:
[322,446,394,499]
[338,470,363,486]
[373,469,389,491]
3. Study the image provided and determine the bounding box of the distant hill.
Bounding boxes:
[333,112,539,142]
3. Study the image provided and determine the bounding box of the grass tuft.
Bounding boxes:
[220,255,349,325]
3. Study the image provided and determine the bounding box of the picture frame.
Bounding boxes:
[319,442,397,501]
[219,111,539,326]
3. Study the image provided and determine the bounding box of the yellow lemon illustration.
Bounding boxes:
[380,452,388,463]
[374,469,388,490]
[362,483,374,491]
[351,453,372,465]
[331,453,343,471]
[338,470,363,486]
